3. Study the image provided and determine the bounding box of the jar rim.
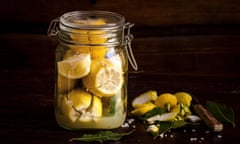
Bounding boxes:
[60,11,125,31]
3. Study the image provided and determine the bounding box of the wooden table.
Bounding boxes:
[0,33,240,144]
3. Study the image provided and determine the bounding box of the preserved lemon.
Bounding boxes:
[61,89,102,122]
[82,59,123,97]
[57,53,91,79]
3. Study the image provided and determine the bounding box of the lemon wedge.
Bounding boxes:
[147,112,178,123]
[131,90,158,108]
[82,59,123,97]
[130,102,157,116]
[61,89,102,122]
[57,53,91,79]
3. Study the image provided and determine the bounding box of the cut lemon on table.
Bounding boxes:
[82,59,123,97]
[147,112,178,123]
[155,93,177,109]
[57,53,91,79]
[61,89,102,122]
[131,90,158,108]
[130,102,157,116]
[67,46,90,55]
[175,92,192,107]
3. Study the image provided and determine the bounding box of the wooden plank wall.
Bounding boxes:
[1,0,240,34]
[1,0,240,75]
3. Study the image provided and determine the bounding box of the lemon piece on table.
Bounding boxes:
[57,53,91,79]
[147,112,178,123]
[175,92,192,107]
[130,102,157,116]
[82,59,123,97]
[131,90,158,108]
[61,89,102,122]
[170,104,181,113]
[155,93,177,109]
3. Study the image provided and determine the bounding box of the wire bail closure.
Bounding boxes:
[124,22,138,71]
[48,18,138,71]
[47,18,60,37]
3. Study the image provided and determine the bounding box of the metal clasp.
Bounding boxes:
[124,22,138,71]
[47,18,60,37]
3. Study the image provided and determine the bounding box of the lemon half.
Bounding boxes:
[57,53,91,79]
[82,59,123,97]
[61,89,102,122]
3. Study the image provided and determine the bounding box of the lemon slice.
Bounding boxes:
[130,102,156,116]
[147,112,178,123]
[131,90,158,108]
[61,89,102,122]
[57,53,91,79]
[82,59,123,97]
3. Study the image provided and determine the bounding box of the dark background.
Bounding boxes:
[0,0,240,143]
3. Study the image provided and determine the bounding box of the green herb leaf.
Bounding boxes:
[69,130,134,143]
[206,100,235,127]
[144,107,166,120]
[158,122,172,134]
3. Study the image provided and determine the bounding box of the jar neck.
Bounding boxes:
[57,27,124,47]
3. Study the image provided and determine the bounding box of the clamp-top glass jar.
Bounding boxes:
[48,11,137,130]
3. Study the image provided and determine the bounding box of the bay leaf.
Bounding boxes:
[69,130,134,143]
[206,100,235,127]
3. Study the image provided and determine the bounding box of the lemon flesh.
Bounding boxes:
[61,89,102,122]
[82,59,123,97]
[57,53,91,79]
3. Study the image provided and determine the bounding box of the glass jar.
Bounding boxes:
[48,11,137,130]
